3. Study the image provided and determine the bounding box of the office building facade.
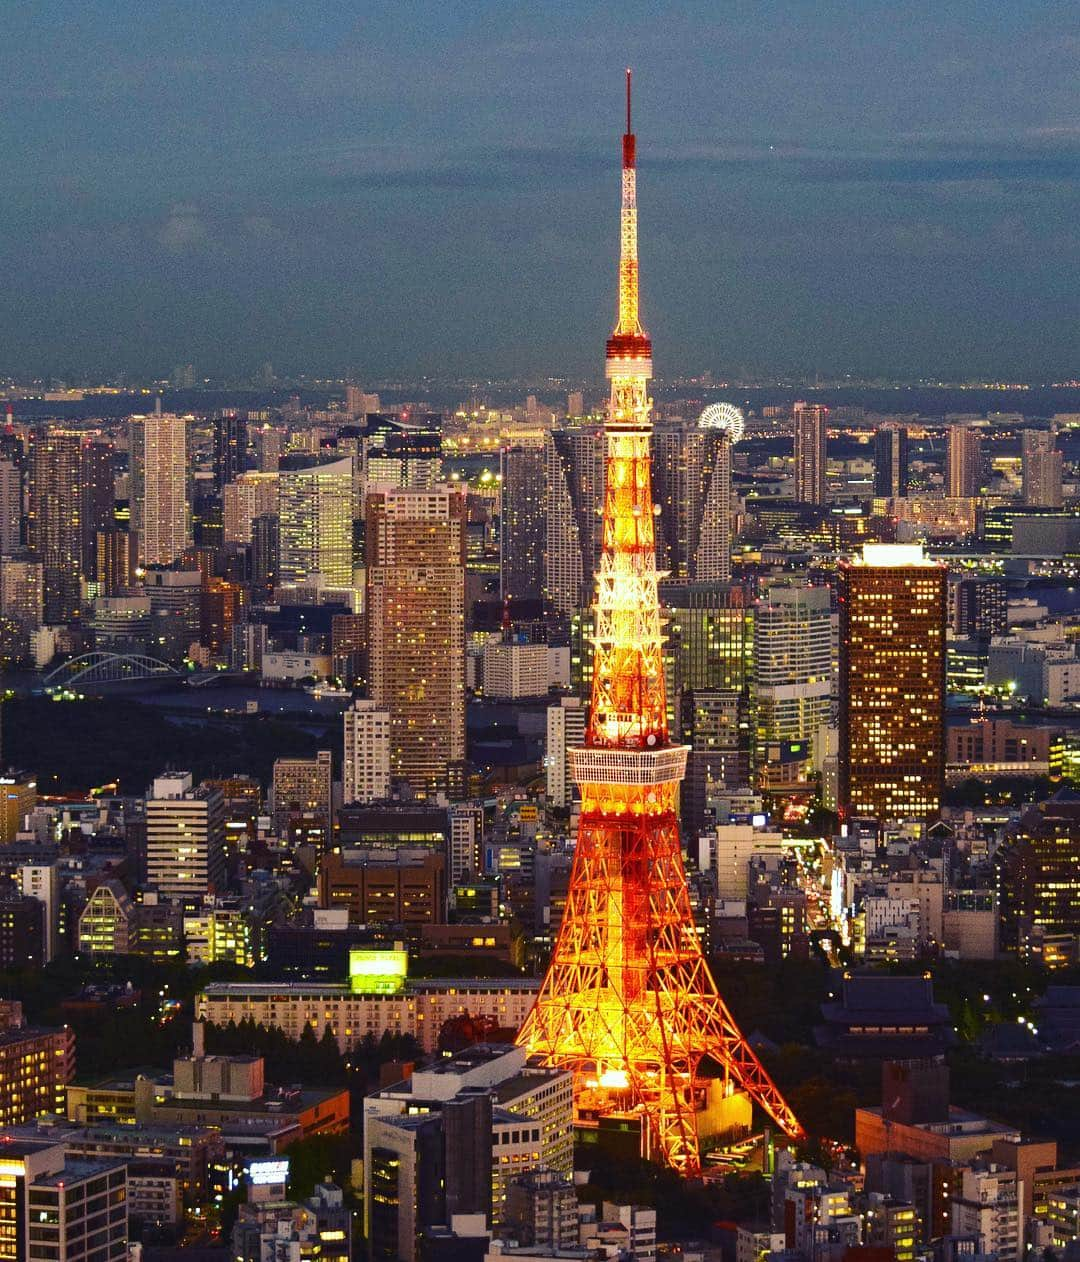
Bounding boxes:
[838,544,947,824]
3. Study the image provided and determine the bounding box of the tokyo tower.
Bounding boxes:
[518,72,803,1175]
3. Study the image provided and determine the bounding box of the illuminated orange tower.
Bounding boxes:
[518,72,803,1176]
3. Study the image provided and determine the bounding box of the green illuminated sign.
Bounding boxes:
[348,948,408,994]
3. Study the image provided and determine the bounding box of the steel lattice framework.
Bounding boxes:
[518,72,803,1175]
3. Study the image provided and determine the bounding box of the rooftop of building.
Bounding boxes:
[0,1023,68,1049]
[857,1104,1019,1140]
[6,1117,219,1145]
[31,1155,127,1186]
[70,1068,170,1093]
[157,1083,346,1118]
[0,1136,62,1159]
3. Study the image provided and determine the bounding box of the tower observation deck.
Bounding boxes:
[517,71,803,1175]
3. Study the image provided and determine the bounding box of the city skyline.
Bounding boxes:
[5,4,1080,381]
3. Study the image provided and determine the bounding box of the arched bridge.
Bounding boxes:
[42,652,183,688]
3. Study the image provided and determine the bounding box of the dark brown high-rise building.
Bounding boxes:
[80,437,116,572]
[26,427,83,623]
[793,401,828,505]
[995,796,1080,960]
[839,544,946,824]
[500,440,546,603]
[95,528,138,597]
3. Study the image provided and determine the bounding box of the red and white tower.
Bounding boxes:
[518,72,802,1176]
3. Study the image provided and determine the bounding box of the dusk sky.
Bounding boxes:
[5,2,1080,381]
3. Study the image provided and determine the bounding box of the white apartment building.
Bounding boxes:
[342,700,391,805]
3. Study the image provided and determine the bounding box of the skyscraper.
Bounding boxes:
[26,427,83,623]
[0,458,21,554]
[754,583,834,762]
[838,543,947,824]
[366,485,466,797]
[946,423,982,497]
[212,410,248,490]
[130,413,190,565]
[251,513,280,600]
[693,405,743,582]
[222,472,279,544]
[500,439,547,603]
[652,414,737,583]
[277,454,354,591]
[0,555,45,630]
[873,424,909,498]
[80,437,116,574]
[1021,428,1064,509]
[544,423,605,613]
[793,401,827,504]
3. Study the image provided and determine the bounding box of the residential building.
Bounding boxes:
[343,701,392,806]
[26,427,83,621]
[793,401,828,504]
[946,423,982,498]
[545,697,586,810]
[271,751,333,847]
[222,471,279,544]
[0,1017,74,1126]
[130,412,190,565]
[367,485,466,797]
[1021,428,1064,509]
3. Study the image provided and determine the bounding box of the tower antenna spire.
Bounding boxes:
[626,67,632,135]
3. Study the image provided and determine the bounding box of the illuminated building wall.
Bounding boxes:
[144,774,227,901]
[793,401,828,504]
[0,556,44,631]
[946,422,982,497]
[278,453,353,590]
[271,751,332,844]
[754,582,834,762]
[343,700,392,805]
[1022,428,1064,508]
[838,544,946,824]
[0,773,36,846]
[0,1024,74,1126]
[197,976,539,1054]
[129,413,190,566]
[366,486,466,797]
[222,471,278,543]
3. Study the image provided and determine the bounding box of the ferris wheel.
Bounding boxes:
[698,402,745,443]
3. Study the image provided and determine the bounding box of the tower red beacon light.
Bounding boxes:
[517,72,803,1176]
